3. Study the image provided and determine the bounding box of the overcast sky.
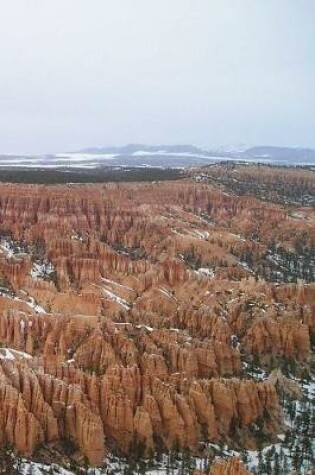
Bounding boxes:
[0,0,314,153]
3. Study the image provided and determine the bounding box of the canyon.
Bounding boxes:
[0,166,313,473]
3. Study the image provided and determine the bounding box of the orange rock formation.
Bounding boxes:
[0,180,313,466]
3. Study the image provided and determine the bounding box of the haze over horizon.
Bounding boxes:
[0,1,314,154]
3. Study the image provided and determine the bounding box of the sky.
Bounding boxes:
[0,0,314,153]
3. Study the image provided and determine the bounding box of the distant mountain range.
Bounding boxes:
[80,144,202,155]
[74,144,315,166]
[0,145,314,169]
[234,146,315,163]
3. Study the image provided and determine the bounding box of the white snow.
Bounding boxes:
[0,238,29,258]
[31,261,55,280]
[0,287,47,314]
[171,228,185,237]
[18,460,75,474]
[0,242,14,258]
[238,261,254,274]
[25,296,47,313]
[189,229,210,240]
[172,228,210,241]
[0,162,101,168]
[0,348,32,360]
[71,232,87,242]
[101,277,134,292]
[136,324,154,332]
[229,233,247,242]
[54,153,118,160]
[102,288,131,310]
[195,267,215,278]
[158,286,176,300]
[65,359,75,364]
[131,151,211,159]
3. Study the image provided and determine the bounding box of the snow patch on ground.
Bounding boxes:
[229,233,247,242]
[31,261,55,280]
[102,287,131,310]
[102,277,134,292]
[0,348,32,361]
[195,267,215,278]
[55,153,119,160]
[159,286,176,300]
[24,296,47,313]
[189,229,210,240]
[136,324,154,332]
[0,288,47,314]
[131,151,211,159]
[238,261,254,274]
[0,238,29,258]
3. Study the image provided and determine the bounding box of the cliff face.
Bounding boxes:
[0,311,282,463]
[0,357,105,465]
[0,182,313,466]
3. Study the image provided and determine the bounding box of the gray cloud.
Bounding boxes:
[0,0,314,152]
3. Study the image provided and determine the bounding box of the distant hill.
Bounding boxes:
[78,144,315,165]
[0,145,314,170]
[80,144,202,155]
[237,146,315,163]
